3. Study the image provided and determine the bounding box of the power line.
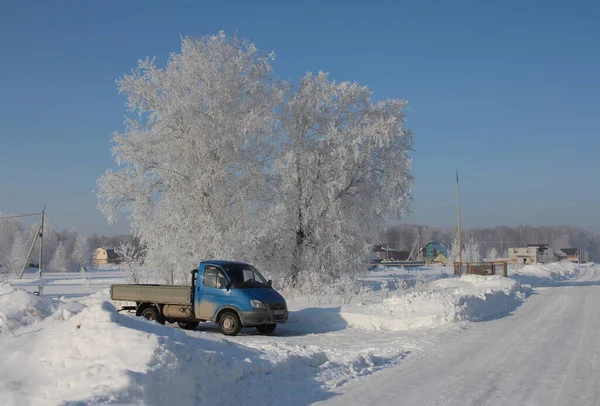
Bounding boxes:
[0,212,42,221]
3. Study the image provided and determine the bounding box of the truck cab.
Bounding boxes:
[193,260,288,335]
[110,260,288,336]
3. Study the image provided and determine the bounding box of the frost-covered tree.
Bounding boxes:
[49,241,69,272]
[447,234,482,263]
[7,229,28,275]
[265,72,413,289]
[486,247,499,261]
[97,32,282,283]
[72,234,91,271]
[115,242,145,283]
[0,214,22,275]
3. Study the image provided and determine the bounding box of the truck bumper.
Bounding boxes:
[239,309,288,327]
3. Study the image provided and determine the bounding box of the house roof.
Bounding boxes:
[561,248,579,256]
[106,249,120,259]
[419,241,448,256]
[373,244,396,252]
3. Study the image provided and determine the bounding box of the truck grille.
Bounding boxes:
[270,302,286,311]
[269,302,287,322]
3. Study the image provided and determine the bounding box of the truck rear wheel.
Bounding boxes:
[177,321,199,330]
[219,311,241,336]
[256,324,276,335]
[140,307,165,325]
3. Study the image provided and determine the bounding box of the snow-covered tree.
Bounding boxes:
[97,32,282,284]
[263,72,413,289]
[115,242,145,283]
[97,32,413,288]
[7,229,28,276]
[486,247,499,261]
[0,214,22,275]
[49,242,69,272]
[72,234,91,271]
[447,234,482,263]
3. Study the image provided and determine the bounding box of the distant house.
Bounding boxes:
[416,242,448,264]
[92,247,121,266]
[372,245,411,262]
[508,244,566,264]
[431,253,449,265]
[560,248,587,264]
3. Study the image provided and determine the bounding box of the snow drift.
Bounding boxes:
[3,262,592,405]
[0,283,83,335]
[510,261,587,286]
[332,274,531,332]
[0,289,403,405]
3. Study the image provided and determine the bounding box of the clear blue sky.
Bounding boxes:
[1,0,598,235]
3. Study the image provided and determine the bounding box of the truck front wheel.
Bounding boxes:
[219,311,241,336]
[256,324,276,335]
[140,307,165,325]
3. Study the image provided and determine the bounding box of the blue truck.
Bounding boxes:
[110,260,288,336]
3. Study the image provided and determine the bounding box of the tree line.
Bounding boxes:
[0,213,137,279]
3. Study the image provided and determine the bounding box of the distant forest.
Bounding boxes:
[380,224,600,261]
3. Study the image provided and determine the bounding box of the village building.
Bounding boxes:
[92,247,122,266]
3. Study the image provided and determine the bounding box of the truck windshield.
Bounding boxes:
[222,264,269,289]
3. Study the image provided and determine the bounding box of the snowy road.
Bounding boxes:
[321,267,600,406]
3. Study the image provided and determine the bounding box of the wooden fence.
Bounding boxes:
[453,262,508,277]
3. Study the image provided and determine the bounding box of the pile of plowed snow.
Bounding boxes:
[291,275,531,333]
[509,261,589,286]
[3,263,585,405]
[0,289,399,405]
[0,284,83,334]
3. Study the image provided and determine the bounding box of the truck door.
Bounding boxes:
[196,265,231,321]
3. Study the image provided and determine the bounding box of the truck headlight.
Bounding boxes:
[251,299,266,309]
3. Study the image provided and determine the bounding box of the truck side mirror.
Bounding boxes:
[267,280,272,288]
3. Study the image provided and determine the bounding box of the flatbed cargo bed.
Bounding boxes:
[110,284,192,306]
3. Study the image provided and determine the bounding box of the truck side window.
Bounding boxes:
[216,272,228,289]
[203,267,218,288]
[204,266,228,289]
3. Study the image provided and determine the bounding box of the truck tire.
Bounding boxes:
[256,324,276,335]
[140,307,165,325]
[219,311,241,336]
[177,321,199,330]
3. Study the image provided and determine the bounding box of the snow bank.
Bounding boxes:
[0,284,83,335]
[3,262,587,404]
[509,261,587,286]
[0,288,405,405]
[328,275,531,332]
[362,266,451,293]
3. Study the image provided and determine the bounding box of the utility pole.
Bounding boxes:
[456,171,462,264]
[19,224,41,279]
[38,206,45,279]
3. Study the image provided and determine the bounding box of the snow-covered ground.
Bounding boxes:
[0,262,591,405]
[321,262,600,405]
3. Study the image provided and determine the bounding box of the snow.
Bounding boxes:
[509,260,586,286]
[0,262,591,405]
[322,262,600,405]
[315,273,531,332]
